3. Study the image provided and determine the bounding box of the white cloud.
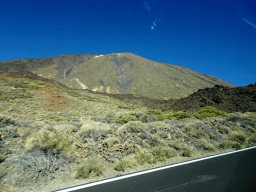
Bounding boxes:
[151,20,160,30]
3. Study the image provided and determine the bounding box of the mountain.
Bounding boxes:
[0,52,236,100]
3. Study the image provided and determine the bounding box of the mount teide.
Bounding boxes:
[0,52,235,100]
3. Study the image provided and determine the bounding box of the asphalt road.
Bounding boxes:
[56,146,256,192]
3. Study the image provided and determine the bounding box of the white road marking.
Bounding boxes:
[56,146,256,192]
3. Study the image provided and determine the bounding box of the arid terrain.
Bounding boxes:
[0,71,255,192]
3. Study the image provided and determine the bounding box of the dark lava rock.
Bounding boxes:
[98,83,256,113]
[93,137,99,142]
[7,131,19,138]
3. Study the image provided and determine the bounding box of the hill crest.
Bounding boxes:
[0,52,236,100]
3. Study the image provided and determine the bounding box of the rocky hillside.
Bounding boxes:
[0,52,236,100]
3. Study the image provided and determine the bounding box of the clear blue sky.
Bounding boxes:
[1,0,255,87]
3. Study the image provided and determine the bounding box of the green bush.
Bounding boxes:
[28,85,42,90]
[4,80,30,88]
[114,160,129,172]
[156,112,190,121]
[158,131,169,139]
[182,149,192,157]
[156,114,176,121]
[0,152,6,163]
[134,152,153,165]
[170,142,182,150]
[43,116,70,122]
[117,121,148,134]
[246,127,255,133]
[0,184,10,192]
[0,115,15,124]
[235,133,247,142]
[66,90,82,97]
[152,155,166,163]
[146,109,163,115]
[171,112,191,119]
[218,126,231,134]
[81,95,100,102]
[113,115,138,125]
[152,146,177,158]
[190,129,206,139]
[117,104,136,109]
[231,143,242,150]
[194,106,227,119]
[249,133,256,143]
[76,156,104,179]
[219,142,241,150]
[246,144,253,148]
[242,112,256,123]
[0,89,33,102]
[156,111,190,121]
[200,139,215,151]
[35,81,47,85]
[219,143,230,149]
[25,130,76,159]
[210,135,218,141]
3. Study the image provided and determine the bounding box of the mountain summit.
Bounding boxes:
[0,52,235,99]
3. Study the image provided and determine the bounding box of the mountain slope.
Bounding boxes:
[0,52,235,100]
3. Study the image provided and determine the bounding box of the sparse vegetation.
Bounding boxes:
[182,149,192,157]
[114,160,129,172]
[0,114,15,124]
[218,126,231,134]
[152,146,177,160]
[75,155,104,179]
[248,133,256,143]
[35,81,48,85]
[134,152,153,165]
[156,114,176,121]
[199,139,215,151]
[4,80,30,88]
[40,116,71,122]
[0,89,34,102]
[0,152,6,163]
[246,127,255,133]
[242,112,256,123]
[24,129,76,159]
[169,141,182,150]
[155,111,190,121]
[210,135,218,141]
[116,121,149,134]
[53,124,78,134]
[145,109,163,115]
[158,131,169,139]
[219,142,242,150]
[234,132,247,142]
[66,90,82,97]
[4,80,43,90]
[117,104,136,109]
[0,73,255,191]
[4,149,72,186]
[113,114,138,125]
[185,123,207,139]
[171,111,191,120]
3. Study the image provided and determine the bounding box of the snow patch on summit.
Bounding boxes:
[94,55,104,58]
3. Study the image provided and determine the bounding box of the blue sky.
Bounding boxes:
[0,0,255,87]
